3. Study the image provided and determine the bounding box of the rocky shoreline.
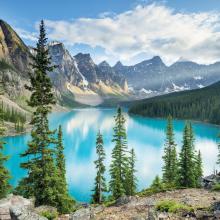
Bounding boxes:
[1,188,220,220]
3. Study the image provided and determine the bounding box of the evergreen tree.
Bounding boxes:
[55,125,75,213]
[162,115,178,187]
[0,82,11,199]
[56,125,66,178]
[125,148,137,196]
[16,21,74,213]
[177,122,196,188]
[150,175,163,192]
[195,150,203,187]
[217,133,220,166]
[92,131,107,204]
[109,107,129,199]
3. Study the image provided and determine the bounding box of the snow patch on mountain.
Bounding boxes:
[194,76,203,80]
[139,88,153,94]
[73,59,89,87]
[197,84,204,88]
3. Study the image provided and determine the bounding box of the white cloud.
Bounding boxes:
[15,28,37,42]
[42,3,220,65]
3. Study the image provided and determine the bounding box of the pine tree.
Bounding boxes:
[125,148,137,196]
[162,115,178,187]
[217,133,220,166]
[55,125,75,213]
[56,125,66,178]
[177,122,196,187]
[0,81,11,199]
[195,150,203,187]
[109,107,129,199]
[16,21,74,213]
[92,131,107,204]
[150,175,163,192]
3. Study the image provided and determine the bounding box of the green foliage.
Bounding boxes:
[91,131,107,204]
[40,210,58,220]
[125,148,137,196]
[56,125,66,178]
[0,101,26,126]
[194,150,203,187]
[217,133,220,166]
[150,175,164,192]
[162,116,178,186]
[129,81,220,124]
[0,81,11,199]
[109,107,129,199]
[138,175,169,197]
[177,122,197,188]
[16,20,74,214]
[212,183,220,191]
[156,200,193,213]
[103,195,116,207]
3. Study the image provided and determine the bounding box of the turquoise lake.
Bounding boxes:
[2,108,220,202]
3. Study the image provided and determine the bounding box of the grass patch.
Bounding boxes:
[156,200,194,213]
[212,183,220,191]
[40,210,58,220]
[103,199,116,207]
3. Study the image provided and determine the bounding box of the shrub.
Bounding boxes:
[156,200,193,213]
[212,183,220,191]
[40,210,58,220]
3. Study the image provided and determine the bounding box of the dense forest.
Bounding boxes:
[129,81,220,124]
[0,102,26,132]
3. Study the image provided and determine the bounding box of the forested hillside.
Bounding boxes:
[129,81,220,124]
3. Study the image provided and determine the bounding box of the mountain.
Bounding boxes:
[114,56,166,91]
[114,57,220,96]
[0,20,32,110]
[2,18,220,109]
[0,19,129,109]
[0,20,31,73]
[128,81,220,124]
[48,43,129,105]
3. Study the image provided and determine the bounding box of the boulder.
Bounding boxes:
[70,207,94,220]
[69,205,104,220]
[115,196,132,206]
[10,206,47,220]
[0,195,33,220]
[202,174,220,189]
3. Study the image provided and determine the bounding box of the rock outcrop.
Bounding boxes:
[1,189,220,219]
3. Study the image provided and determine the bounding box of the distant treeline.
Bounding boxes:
[129,81,220,124]
[0,102,26,132]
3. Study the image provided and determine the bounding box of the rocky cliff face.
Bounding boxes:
[0,20,31,74]
[48,41,84,91]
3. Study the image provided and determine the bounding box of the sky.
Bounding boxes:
[1,0,220,65]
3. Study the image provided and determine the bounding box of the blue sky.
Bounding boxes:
[1,0,220,65]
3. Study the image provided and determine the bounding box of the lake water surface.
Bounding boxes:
[3,108,220,202]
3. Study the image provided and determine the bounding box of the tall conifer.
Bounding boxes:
[16,21,74,213]
[125,148,137,196]
[162,115,178,186]
[56,125,66,178]
[109,107,128,199]
[177,122,196,187]
[92,131,107,204]
[195,150,203,187]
